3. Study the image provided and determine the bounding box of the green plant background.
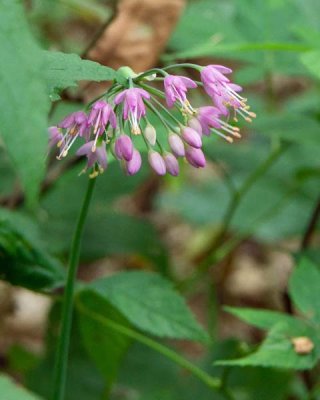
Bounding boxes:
[0,0,319,399]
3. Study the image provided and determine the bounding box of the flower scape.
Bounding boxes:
[49,64,255,178]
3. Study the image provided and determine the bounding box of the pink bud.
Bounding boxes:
[125,149,142,175]
[185,147,206,168]
[188,118,202,135]
[168,133,185,157]
[115,135,133,161]
[182,127,202,148]
[164,153,179,176]
[148,151,166,176]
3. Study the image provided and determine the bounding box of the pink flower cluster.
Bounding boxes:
[49,64,255,178]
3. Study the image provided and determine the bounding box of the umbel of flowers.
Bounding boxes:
[49,64,255,178]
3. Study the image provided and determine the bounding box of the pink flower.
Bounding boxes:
[201,65,255,121]
[76,140,107,174]
[50,63,254,177]
[48,126,63,149]
[114,88,150,134]
[164,75,197,112]
[200,65,232,88]
[196,106,240,142]
[88,100,116,151]
[57,111,90,158]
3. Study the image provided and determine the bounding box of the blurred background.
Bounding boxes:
[1,0,320,399]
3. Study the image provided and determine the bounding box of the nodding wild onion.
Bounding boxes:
[49,64,255,178]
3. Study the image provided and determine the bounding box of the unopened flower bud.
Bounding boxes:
[148,151,166,176]
[188,117,202,135]
[185,147,206,168]
[115,135,133,161]
[144,124,157,146]
[168,133,185,157]
[164,153,179,176]
[182,127,202,148]
[125,149,142,175]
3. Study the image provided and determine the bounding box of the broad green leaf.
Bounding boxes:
[117,342,222,400]
[300,51,320,79]
[77,291,132,391]
[217,321,320,370]
[0,375,42,400]
[0,0,50,206]
[225,307,303,330]
[117,339,291,400]
[87,271,209,342]
[0,220,65,292]
[289,258,320,324]
[43,51,115,98]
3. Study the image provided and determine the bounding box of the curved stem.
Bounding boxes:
[138,82,166,99]
[163,63,201,71]
[193,142,288,267]
[76,299,221,391]
[134,68,169,82]
[52,177,96,400]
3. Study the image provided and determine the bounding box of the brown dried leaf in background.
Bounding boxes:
[83,0,185,99]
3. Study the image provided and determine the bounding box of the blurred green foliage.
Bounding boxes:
[0,0,320,399]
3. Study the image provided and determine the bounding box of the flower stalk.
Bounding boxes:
[52,177,96,400]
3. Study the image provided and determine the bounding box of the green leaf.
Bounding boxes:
[300,51,320,79]
[217,321,320,370]
[0,0,50,206]
[289,257,320,324]
[43,51,116,98]
[87,271,209,342]
[225,307,303,331]
[0,219,65,293]
[0,374,42,400]
[77,291,132,391]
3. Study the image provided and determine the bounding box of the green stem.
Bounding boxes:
[163,63,201,71]
[134,68,169,81]
[145,100,177,132]
[76,299,221,391]
[179,151,298,294]
[138,82,166,99]
[203,142,287,264]
[139,82,190,116]
[220,143,285,234]
[150,95,183,127]
[52,177,96,400]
